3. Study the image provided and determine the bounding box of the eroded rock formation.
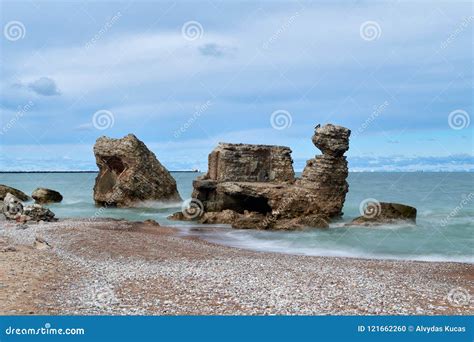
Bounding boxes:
[170,124,351,230]
[297,124,350,218]
[93,134,181,207]
[206,143,295,182]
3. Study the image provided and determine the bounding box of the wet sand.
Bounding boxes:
[0,218,472,315]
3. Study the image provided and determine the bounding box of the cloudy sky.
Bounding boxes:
[0,0,472,171]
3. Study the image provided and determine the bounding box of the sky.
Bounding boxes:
[0,0,473,172]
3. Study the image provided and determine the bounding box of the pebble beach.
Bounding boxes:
[1,218,472,315]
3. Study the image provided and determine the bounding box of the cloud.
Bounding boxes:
[198,43,226,57]
[27,77,61,96]
[0,1,471,171]
[74,123,94,131]
[348,155,474,172]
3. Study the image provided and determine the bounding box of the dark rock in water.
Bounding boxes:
[168,208,329,230]
[167,212,188,221]
[171,123,350,230]
[93,134,182,207]
[32,188,63,204]
[143,219,160,226]
[3,193,24,220]
[349,202,417,226]
[0,185,29,201]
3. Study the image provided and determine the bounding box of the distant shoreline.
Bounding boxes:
[0,170,202,174]
[0,170,472,174]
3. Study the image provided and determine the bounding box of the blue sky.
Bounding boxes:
[0,0,472,171]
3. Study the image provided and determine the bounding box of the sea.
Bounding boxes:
[1,172,473,263]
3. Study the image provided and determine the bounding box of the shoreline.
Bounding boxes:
[1,218,473,315]
[178,224,474,265]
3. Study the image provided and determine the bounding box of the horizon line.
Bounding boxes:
[0,170,472,174]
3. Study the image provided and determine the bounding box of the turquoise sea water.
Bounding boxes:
[1,172,473,263]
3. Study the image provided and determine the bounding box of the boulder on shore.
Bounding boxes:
[0,185,29,201]
[23,204,57,222]
[3,193,24,220]
[2,193,56,222]
[349,202,417,226]
[169,123,350,230]
[93,134,182,207]
[32,188,63,204]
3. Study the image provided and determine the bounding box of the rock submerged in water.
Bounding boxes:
[349,202,417,226]
[93,134,182,207]
[32,188,63,204]
[0,185,29,201]
[169,123,350,230]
